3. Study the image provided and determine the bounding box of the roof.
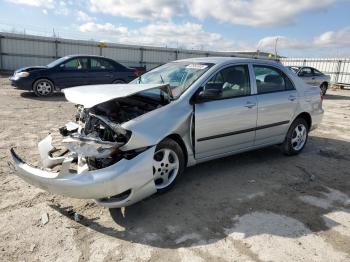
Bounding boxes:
[176,56,280,65]
[64,54,106,59]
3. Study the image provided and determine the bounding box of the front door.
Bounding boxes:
[253,65,298,145]
[54,57,89,89]
[194,64,258,159]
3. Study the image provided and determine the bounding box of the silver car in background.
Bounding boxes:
[288,66,331,95]
[10,57,324,209]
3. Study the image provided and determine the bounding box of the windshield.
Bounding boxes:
[131,62,213,98]
[46,57,69,68]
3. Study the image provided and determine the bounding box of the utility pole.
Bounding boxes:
[274,37,279,60]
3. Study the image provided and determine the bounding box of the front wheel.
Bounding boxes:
[33,79,54,97]
[153,139,185,193]
[282,118,309,155]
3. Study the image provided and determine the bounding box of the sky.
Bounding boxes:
[0,0,349,57]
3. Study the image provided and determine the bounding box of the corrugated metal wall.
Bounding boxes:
[281,58,350,85]
[0,32,256,71]
[2,32,349,85]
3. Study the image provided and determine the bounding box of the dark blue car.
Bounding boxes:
[10,55,139,97]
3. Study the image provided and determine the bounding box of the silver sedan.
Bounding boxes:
[287,66,331,95]
[10,57,324,208]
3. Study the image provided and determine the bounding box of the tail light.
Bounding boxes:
[132,68,140,77]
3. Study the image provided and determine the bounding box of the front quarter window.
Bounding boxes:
[131,62,213,98]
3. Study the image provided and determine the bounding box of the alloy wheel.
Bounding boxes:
[153,148,180,189]
[291,124,307,151]
[36,81,52,96]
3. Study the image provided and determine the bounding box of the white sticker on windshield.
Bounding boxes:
[186,64,208,70]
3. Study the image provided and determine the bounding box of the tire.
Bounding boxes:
[33,79,54,97]
[320,83,328,96]
[282,118,309,156]
[153,138,185,193]
[113,79,125,84]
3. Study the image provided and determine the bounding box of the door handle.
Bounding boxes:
[288,95,297,101]
[244,101,256,108]
[312,77,315,80]
[105,74,113,77]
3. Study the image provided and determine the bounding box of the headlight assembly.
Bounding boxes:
[15,72,30,78]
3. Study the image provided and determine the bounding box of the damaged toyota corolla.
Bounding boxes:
[10,57,324,208]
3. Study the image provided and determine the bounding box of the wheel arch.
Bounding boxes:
[294,112,312,130]
[165,134,188,166]
[112,79,126,84]
[32,77,55,91]
[321,81,328,88]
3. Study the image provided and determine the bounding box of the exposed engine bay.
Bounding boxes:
[57,91,170,170]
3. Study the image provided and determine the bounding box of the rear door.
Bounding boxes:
[194,64,258,159]
[312,68,324,86]
[298,67,315,85]
[253,64,298,146]
[87,58,116,85]
[54,57,89,88]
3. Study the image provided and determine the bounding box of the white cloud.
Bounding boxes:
[258,27,350,53]
[88,0,339,27]
[42,9,48,15]
[314,27,350,48]
[258,36,309,50]
[77,11,96,22]
[78,21,238,50]
[6,0,54,8]
[188,0,338,27]
[89,0,184,20]
[6,0,72,15]
[79,22,128,35]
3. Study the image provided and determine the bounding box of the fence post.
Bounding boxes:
[303,59,306,66]
[140,47,144,67]
[54,39,59,58]
[174,50,178,60]
[335,60,342,84]
[0,34,3,70]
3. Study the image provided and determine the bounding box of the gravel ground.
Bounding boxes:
[0,74,349,262]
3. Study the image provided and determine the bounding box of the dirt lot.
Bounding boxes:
[0,74,349,262]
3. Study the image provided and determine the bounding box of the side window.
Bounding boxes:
[254,65,294,94]
[90,58,115,70]
[63,58,88,70]
[64,59,82,70]
[313,68,323,76]
[204,65,251,99]
[300,67,312,77]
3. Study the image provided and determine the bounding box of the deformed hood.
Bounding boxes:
[63,84,168,108]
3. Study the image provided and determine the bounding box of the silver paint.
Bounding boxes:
[10,57,324,208]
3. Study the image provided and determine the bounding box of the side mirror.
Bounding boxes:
[195,88,222,103]
[59,64,66,70]
[298,71,304,77]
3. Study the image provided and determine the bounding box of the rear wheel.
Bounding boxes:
[282,118,309,155]
[33,79,54,97]
[153,139,185,193]
[113,79,125,84]
[320,83,328,96]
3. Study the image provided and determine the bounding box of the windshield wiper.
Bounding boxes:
[160,74,165,84]
[138,75,142,84]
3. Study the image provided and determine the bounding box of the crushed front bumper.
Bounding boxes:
[10,141,157,208]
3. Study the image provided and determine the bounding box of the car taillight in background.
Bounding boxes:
[133,68,140,77]
[320,91,324,101]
